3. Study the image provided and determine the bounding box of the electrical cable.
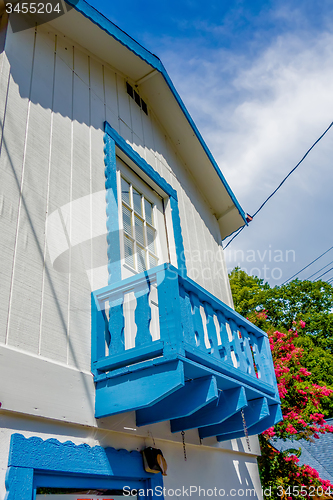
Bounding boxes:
[282,245,333,284]
[223,121,333,251]
[251,121,333,218]
[223,226,245,249]
[306,259,333,280]
[314,266,333,281]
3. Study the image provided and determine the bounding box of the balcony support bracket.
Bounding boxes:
[95,360,184,419]
[170,386,247,433]
[136,375,218,427]
[199,396,269,439]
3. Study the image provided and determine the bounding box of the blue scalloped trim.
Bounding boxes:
[6,433,164,500]
[104,121,187,275]
[169,197,186,274]
[104,133,122,285]
[104,122,177,199]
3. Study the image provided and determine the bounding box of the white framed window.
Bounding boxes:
[121,175,159,273]
[117,158,169,279]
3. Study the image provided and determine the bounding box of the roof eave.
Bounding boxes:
[60,0,248,237]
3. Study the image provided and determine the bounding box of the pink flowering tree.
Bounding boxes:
[249,313,333,499]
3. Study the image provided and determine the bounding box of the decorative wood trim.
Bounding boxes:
[104,132,122,285]
[5,433,164,500]
[104,122,187,274]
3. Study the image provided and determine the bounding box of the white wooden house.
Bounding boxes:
[0,2,281,499]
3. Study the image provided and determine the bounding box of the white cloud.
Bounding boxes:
[156,28,333,283]
[159,30,333,203]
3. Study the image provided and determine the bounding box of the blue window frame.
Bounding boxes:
[103,121,186,285]
[5,433,164,500]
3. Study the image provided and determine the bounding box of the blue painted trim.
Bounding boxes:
[136,375,218,427]
[215,404,282,441]
[91,292,107,375]
[178,272,268,338]
[169,196,186,274]
[95,339,164,372]
[199,397,269,439]
[104,122,187,274]
[170,386,247,433]
[104,132,122,284]
[95,360,185,418]
[104,122,177,198]
[6,434,164,500]
[67,0,247,227]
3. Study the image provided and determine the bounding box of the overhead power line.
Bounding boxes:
[223,120,333,250]
[314,266,333,281]
[282,245,333,285]
[306,259,333,280]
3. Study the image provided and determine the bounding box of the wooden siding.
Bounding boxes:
[0,20,233,379]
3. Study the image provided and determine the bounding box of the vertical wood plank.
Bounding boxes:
[229,319,247,372]
[67,45,91,370]
[8,26,55,354]
[240,326,256,377]
[104,65,118,132]
[179,284,195,346]
[189,292,206,351]
[141,106,157,170]
[203,302,220,359]
[40,33,72,362]
[130,97,144,141]
[157,267,184,355]
[0,23,35,344]
[248,332,265,382]
[117,74,131,128]
[109,292,125,355]
[91,293,106,369]
[134,281,152,348]
[216,310,233,365]
[90,57,107,291]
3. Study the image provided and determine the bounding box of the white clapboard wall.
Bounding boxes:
[0,18,236,428]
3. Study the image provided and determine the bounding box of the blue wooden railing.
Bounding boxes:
[92,263,281,435]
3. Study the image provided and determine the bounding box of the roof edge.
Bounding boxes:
[66,0,247,228]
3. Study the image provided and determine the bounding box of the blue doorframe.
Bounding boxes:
[5,433,164,500]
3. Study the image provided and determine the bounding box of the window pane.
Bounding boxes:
[144,198,153,226]
[121,177,130,206]
[124,236,134,268]
[122,204,132,235]
[146,224,156,254]
[133,188,142,215]
[149,253,158,269]
[134,215,145,246]
[137,245,146,272]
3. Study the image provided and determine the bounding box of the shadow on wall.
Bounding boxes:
[0,15,227,380]
[163,442,263,499]
[6,12,223,245]
[0,112,95,415]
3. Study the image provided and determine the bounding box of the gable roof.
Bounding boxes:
[47,0,248,239]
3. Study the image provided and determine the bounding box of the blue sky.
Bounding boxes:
[87,0,333,286]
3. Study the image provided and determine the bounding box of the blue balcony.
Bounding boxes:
[91,264,281,440]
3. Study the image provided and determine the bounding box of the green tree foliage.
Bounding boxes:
[229,268,333,416]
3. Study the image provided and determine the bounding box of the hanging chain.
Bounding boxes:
[181,431,187,461]
[148,430,156,447]
[241,409,251,452]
